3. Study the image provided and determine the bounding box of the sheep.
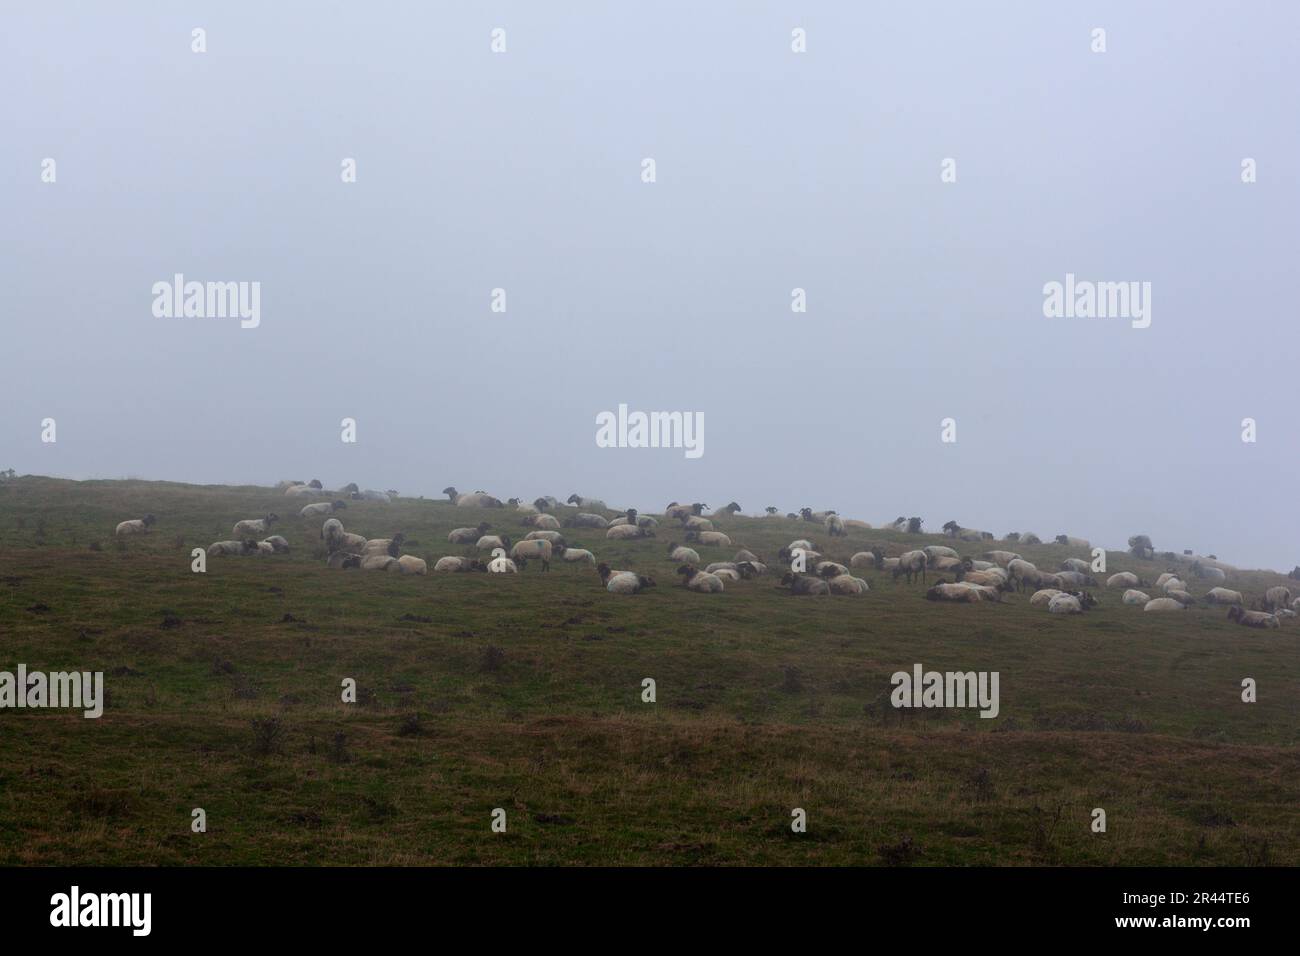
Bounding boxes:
[681,515,714,532]
[712,502,743,518]
[337,531,367,552]
[967,560,997,571]
[322,517,345,551]
[1161,577,1188,594]
[476,534,512,551]
[1048,592,1097,614]
[923,545,959,565]
[1191,563,1227,583]
[734,549,759,563]
[893,550,927,585]
[825,514,847,537]
[815,561,849,578]
[1293,597,1300,612]
[531,496,559,512]
[362,534,405,556]
[115,514,157,535]
[607,524,655,540]
[705,562,739,574]
[826,574,869,595]
[1056,571,1099,589]
[284,483,322,497]
[1264,586,1292,611]
[208,539,258,556]
[678,565,725,592]
[983,550,1022,568]
[665,502,705,520]
[957,568,1010,590]
[275,480,304,491]
[1166,589,1196,606]
[777,545,822,567]
[1227,606,1280,628]
[487,556,520,573]
[509,498,538,514]
[1106,572,1142,589]
[1122,589,1150,606]
[353,489,392,503]
[262,535,290,554]
[522,514,562,531]
[362,554,401,572]
[1029,588,1064,608]
[443,487,505,508]
[1155,572,1180,589]
[778,572,830,595]
[1143,598,1185,612]
[566,494,608,511]
[1055,535,1091,549]
[737,560,768,578]
[449,523,491,544]
[525,530,566,546]
[434,556,486,572]
[850,551,876,568]
[1060,558,1090,574]
[925,582,988,603]
[253,541,276,555]
[668,542,701,564]
[1278,608,1297,620]
[1007,559,1038,591]
[712,568,743,583]
[566,513,609,529]
[396,555,427,575]
[233,514,279,538]
[608,514,658,529]
[300,500,347,518]
[327,552,362,569]
[597,563,654,593]
[1204,587,1244,606]
[561,548,596,565]
[511,539,553,570]
[1128,535,1155,560]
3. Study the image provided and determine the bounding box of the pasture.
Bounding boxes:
[0,476,1296,865]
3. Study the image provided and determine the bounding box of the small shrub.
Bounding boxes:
[249,717,286,756]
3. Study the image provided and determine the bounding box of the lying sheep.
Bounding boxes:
[1106,571,1143,589]
[337,531,367,552]
[1060,558,1090,574]
[476,534,511,551]
[983,550,1021,568]
[1055,535,1091,549]
[924,545,959,565]
[300,500,347,518]
[208,539,258,556]
[523,514,562,531]
[815,561,849,578]
[850,551,876,568]
[363,534,405,556]
[826,574,869,595]
[705,561,739,574]
[533,496,559,512]
[681,515,714,532]
[362,554,401,571]
[1154,572,1180,589]
[926,582,993,603]
[262,535,290,554]
[443,487,505,508]
[566,513,609,529]
[1143,598,1185,612]
[777,572,830,595]
[561,548,596,565]
[511,538,553,571]
[509,498,538,514]
[712,568,743,583]
[735,549,759,564]
[327,552,362,569]
[1122,589,1151,606]
[678,565,725,592]
[487,556,521,573]
[957,568,1010,591]
[1161,577,1188,594]
[353,489,391,503]
[449,523,491,544]
[1029,588,1063,608]
[1228,606,1280,628]
[434,556,486,572]
[396,555,427,575]
[566,494,608,511]
[665,502,705,520]
[597,563,654,593]
[115,514,157,535]
[607,524,655,540]
[1191,562,1227,583]
[1166,589,1196,606]
[525,530,565,546]
[1048,592,1097,614]
[233,514,279,538]
[669,542,702,564]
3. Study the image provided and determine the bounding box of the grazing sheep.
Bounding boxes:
[1056,571,1099,589]
[511,538,553,570]
[208,539,258,556]
[826,574,869,595]
[893,550,927,585]
[443,487,505,508]
[233,514,279,538]
[1060,558,1090,573]
[778,572,830,595]
[1227,606,1280,628]
[327,552,362,569]
[262,535,290,554]
[1055,535,1091,549]
[1029,588,1064,608]
[396,555,427,575]
[1107,572,1142,589]
[566,513,609,529]
[597,563,654,593]
[1143,598,1185,612]
[561,548,596,565]
[850,551,876,568]
[1122,589,1150,606]
[449,523,491,544]
[735,549,759,563]
[668,542,701,564]
[1205,587,1244,606]
[1007,559,1038,591]
[983,551,1022,568]
[566,494,608,511]
[607,524,655,540]
[300,500,347,518]
[1264,586,1292,611]
[115,514,157,535]
[434,556,486,573]
[678,565,725,592]
[476,534,512,551]
[825,514,847,537]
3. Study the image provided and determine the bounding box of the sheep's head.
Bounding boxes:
[638,576,657,589]
[676,564,698,580]
[306,480,322,489]
[266,513,279,524]
[1055,534,1069,545]
[553,545,566,558]
[143,514,157,527]
[332,500,347,510]
[800,508,813,521]
[443,486,458,499]
[596,563,612,582]
[469,560,487,573]
[765,506,778,515]
[907,518,923,534]
[392,532,406,546]
[341,483,359,494]
[566,494,581,505]
[684,531,699,542]
[692,503,707,515]
[387,541,399,557]
[500,536,512,549]
[778,572,796,587]
[1080,591,1098,608]
[1228,605,1243,621]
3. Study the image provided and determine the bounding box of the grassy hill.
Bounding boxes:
[0,475,1296,865]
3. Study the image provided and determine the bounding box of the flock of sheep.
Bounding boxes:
[111,483,1300,629]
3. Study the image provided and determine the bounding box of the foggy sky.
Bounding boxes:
[3,2,1298,569]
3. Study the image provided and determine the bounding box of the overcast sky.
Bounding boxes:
[3,2,1297,568]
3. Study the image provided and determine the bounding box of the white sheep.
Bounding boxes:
[1264,586,1292,611]
[1143,598,1185,612]
[1055,535,1091,549]
[475,534,511,551]
[261,536,290,554]
[1122,589,1150,606]
[337,531,367,552]
[1029,588,1063,608]
[1106,572,1141,589]
[1048,593,1086,614]
[487,556,519,573]
[525,530,566,545]
[607,524,654,540]
[443,487,505,508]
[361,554,401,571]
[598,563,654,593]
[1228,606,1279,628]
[1060,558,1090,573]
[355,489,391,502]
[567,513,609,529]
[561,548,596,565]
[894,550,927,584]
[685,530,730,548]
[434,556,485,572]
[362,534,405,556]
[983,550,1022,568]
[826,574,869,595]
[208,539,257,556]
[322,518,345,551]
[300,500,347,518]
[396,555,427,575]
[524,514,562,531]
[233,514,279,538]
[449,523,491,544]
[678,565,725,592]
[850,552,876,568]
[115,514,157,535]
[511,539,553,570]
[566,494,608,511]
[682,515,714,532]
[824,514,846,537]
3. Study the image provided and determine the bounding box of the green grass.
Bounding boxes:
[0,475,1296,865]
